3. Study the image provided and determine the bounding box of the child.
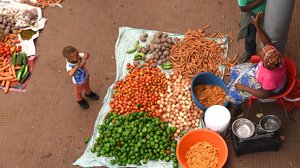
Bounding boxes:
[227,12,287,112]
[63,46,99,109]
[237,0,266,63]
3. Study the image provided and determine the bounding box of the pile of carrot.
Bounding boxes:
[3,34,20,47]
[185,141,218,168]
[170,26,238,80]
[110,62,168,117]
[0,57,19,94]
[194,85,226,108]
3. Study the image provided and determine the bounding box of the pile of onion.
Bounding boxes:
[158,75,203,137]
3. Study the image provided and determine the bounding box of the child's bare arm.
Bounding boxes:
[252,12,271,45]
[80,53,90,67]
[68,64,80,77]
[239,0,265,12]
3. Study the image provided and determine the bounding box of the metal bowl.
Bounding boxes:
[232,118,255,139]
[259,115,281,133]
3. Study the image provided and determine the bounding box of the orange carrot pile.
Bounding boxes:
[194,85,226,108]
[0,57,19,94]
[170,26,238,80]
[110,62,167,117]
[185,141,218,168]
[3,34,20,47]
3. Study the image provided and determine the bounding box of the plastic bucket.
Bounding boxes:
[191,72,229,111]
[204,105,231,136]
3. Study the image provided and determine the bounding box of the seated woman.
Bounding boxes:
[227,11,287,112]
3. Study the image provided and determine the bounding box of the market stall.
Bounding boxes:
[0,1,46,93]
[74,26,236,168]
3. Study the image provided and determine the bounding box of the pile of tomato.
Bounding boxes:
[110,63,168,117]
[0,42,22,57]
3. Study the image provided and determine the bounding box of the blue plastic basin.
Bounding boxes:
[191,72,229,111]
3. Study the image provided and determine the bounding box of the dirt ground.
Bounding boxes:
[0,0,299,168]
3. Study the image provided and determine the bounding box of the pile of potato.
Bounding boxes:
[133,32,175,68]
[0,13,19,35]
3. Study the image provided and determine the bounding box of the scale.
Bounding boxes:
[231,115,281,156]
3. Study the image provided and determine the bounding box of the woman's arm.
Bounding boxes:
[235,83,273,99]
[252,11,271,45]
[239,0,265,12]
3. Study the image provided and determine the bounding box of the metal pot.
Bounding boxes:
[259,115,281,133]
[232,118,255,139]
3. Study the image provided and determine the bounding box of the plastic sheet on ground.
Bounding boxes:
[73,27,229,168]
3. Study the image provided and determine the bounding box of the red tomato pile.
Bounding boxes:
[110,63,168,117]
[0,42,22,57]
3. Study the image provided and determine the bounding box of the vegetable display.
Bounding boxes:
[91,112,179,167]
[110,63,167,117]
[159,75,203,137]
[194,85,226,107]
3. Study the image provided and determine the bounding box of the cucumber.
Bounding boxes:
[11,52,17,65]
[20,71,30,83]
[22,54,27,65]
[22,64,29,78]
[17,65,25,81]
[17,52,23,65]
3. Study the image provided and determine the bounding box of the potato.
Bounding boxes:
[150,45,154,52]
[158,51,163,56]
[4,28,10,35]
[143,33,148,37]
[153,31,163,38]
[154,38,161,44]
[157,44,162,50]
[154,54,159,59]
[161,46,165,51]
[161,38,167,43]
[145,44,150,51]
[2,19,7,25]
[141,48,148,54]
[157,60,162,65]
[165,47,170,52]
[162,33,168,38]
[7,23,11,26]
[0,17,2,23]
[133,60,140,66]
[150,54,155,60]
[155,48,160,52]
[160,55,165,60]
[166,56,170,61]
[163,51,170,56]
[140,36,147,42]
[152,51,157,56]
[153,59,157,63]
[162,58,167,62]
[0,24,5,29]
[7,18,11,23]
[167,37,173,44]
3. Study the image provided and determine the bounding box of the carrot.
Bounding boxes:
[0,76,14,81]
[0,64,10,72]
[8,66,12,75]
[10,78,18,82]
[1,80,5,87]
[11,65,16,78]
[14,66,21,70]
[4,81,10,94]
[3,58,7,66]
[0,72,13,77]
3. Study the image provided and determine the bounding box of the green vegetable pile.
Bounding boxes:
[90,112,179,167]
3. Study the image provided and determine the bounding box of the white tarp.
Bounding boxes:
[73,27,229,168]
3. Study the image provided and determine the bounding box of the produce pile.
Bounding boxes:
[159,75,203,138]
[128,31,175,70]
[91,112,179,167]
[170,26,237,80]
[194,85,227,107]
[110,63,167,117]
